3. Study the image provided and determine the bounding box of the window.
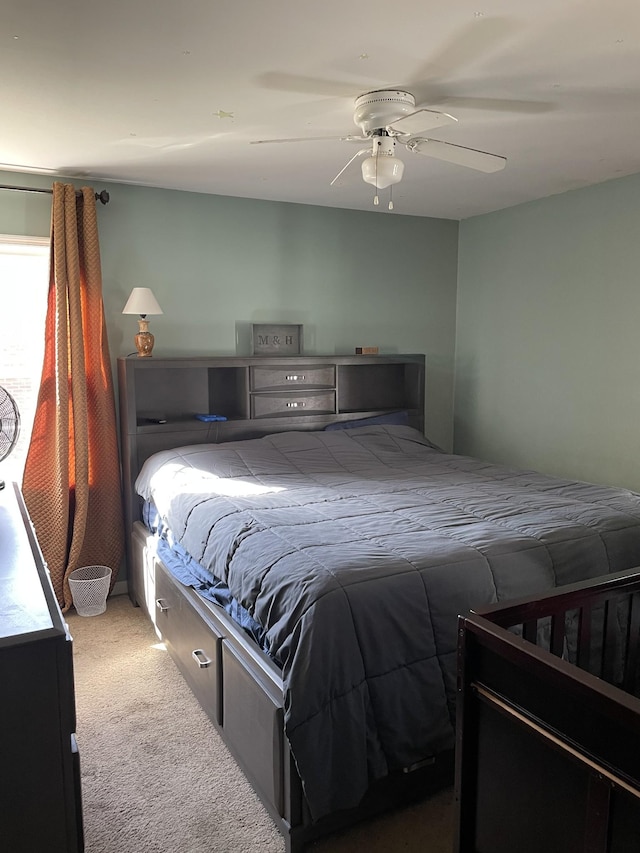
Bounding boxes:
[0,235,49,483]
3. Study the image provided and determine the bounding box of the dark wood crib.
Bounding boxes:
[455,567,640,853]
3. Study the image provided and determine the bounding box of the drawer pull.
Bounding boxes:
[286,401,305,408]
[285,374,305,381]
[155,598,170,613]
[192,649,212,669]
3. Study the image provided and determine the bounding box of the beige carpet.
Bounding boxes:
[68,595,454,853]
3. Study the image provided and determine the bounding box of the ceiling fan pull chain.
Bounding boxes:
[389,186,394,211]
[374,194,380,206]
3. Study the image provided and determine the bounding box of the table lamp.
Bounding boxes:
[122,287,163,357]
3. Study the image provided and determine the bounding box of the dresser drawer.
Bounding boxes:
[155,563,223,725]
[250,364,335,391]
[250,390,336,419]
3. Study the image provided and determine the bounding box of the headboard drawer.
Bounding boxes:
[250,390,336,419]
[250,365,335,392]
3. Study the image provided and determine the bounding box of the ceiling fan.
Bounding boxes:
[250,88,506,210]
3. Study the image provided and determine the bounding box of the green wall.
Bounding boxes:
[0,171,459,450]
[456,172,640,491]
[5,166,640,494]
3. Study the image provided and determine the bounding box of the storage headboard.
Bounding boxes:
[117,353,425,570]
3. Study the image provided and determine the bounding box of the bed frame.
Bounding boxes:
[118,353,454,852]
[456,567,640,853]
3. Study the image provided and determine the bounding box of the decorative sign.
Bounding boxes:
[251,323,303,356]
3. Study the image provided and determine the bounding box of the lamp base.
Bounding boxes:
[135,318,155,357]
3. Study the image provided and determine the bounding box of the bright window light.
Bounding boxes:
[0,235,49,483]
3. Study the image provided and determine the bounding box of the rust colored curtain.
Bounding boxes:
[22,183,124,610]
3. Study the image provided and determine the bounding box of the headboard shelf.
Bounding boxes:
[118,353,425,578]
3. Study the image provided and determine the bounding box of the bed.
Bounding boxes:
[127,423,640,846]
[456,568,640,853]
[118,354,640,852]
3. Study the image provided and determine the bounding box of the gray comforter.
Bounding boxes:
[135,425,640,820]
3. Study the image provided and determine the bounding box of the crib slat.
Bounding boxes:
[601,599,618,683]
[522,619,538,644]
[577,605,591,671]
[624,592,640,694]
[550,612,566,657]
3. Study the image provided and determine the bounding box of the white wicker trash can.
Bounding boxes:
[69,565,112,616]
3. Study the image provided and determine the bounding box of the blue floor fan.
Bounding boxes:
[0,387,20,490]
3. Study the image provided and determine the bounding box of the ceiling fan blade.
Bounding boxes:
[255,72,360,99]
[250,134,368,145]
[409,17,519,85]
[406,138,506,173]
[116,135,219,151]
[330,149,369,186]
[387,108,457,136]
[430,94,555,114]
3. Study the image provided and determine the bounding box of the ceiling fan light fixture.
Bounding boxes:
[361,134,404,189]
[361,154,404,189]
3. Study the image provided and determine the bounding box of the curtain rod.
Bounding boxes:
[0,183,110,205]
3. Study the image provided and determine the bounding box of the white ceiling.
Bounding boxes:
[3,0,640,220]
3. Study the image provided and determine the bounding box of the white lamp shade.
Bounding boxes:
[122,287,163,316]
[361,155,404,189]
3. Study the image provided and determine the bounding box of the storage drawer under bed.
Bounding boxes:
[137,546,293,831]
[154,561,223,726]
[222,640,285,817]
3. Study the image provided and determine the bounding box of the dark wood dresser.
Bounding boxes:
[0,482,84,853]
